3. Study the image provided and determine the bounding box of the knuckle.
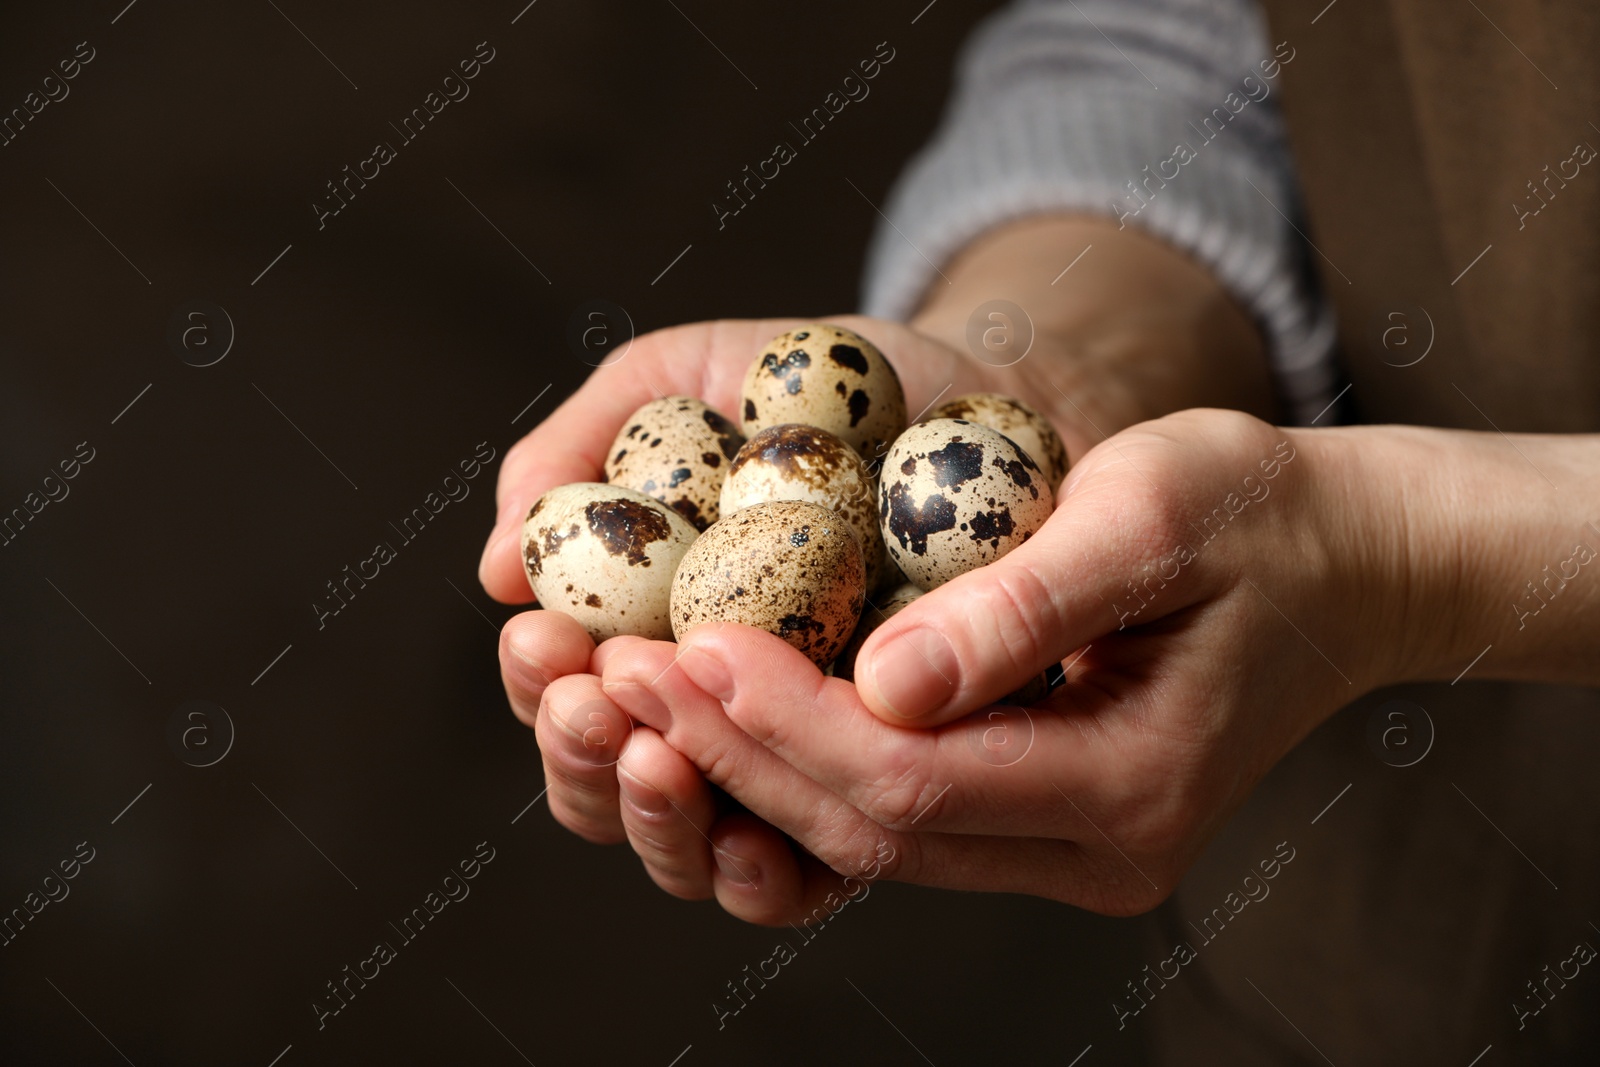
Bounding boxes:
[809,813,899,881]
[536,714,623,788]
[1125,476,1188,551]
[866,833,910,883]
[858,757,939,831]
[545,757,616,809]
[535,698,589,759]
[545,787,624,845]
[626,818,694,856]
[976,561,1058,677]
[542,696,630,768]
[627,828,711,895]
[691,735,747,792]
[722,693,780,749]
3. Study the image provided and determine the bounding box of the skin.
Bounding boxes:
[482,215,1600,923]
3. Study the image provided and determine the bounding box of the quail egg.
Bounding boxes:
[739,323,906,472]
[720,424,888,593]
[521,483,699,642]
[604,396,744,531]
[923,393,1069,491]
[878,419,1054,589]
[671,499,865,667]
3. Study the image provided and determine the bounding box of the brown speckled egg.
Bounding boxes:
[719,424,888,593]
[739,324,906,472]
[878,419,1054,590]
[521,483,698,642]
[834,583,922,681]
[671,500,865,667]
[604,396,744,531]
[924,393,1070,491]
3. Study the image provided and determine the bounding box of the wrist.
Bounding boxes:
[908,214,1280,449]
[1298,425,1464,690]
[1302,424,1600,688]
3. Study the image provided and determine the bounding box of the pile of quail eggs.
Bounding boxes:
[520,323,1067,680]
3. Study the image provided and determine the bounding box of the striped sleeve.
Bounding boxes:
[860,0,1337,424]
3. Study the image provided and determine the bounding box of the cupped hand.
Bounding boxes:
[486,316,1066,872]
[582,408,1426,920]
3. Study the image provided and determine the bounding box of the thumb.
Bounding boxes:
[854,489,1199,725]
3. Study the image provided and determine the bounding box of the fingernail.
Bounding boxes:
[618,770,671,817]
[678,644,735,703]
[865,627,959,719]
[714,847,758,887]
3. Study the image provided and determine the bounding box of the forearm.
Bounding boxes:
[909,215,1280,453]
[1308,424,1600,689]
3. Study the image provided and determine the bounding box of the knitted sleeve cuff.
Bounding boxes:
[860,0,1338,424]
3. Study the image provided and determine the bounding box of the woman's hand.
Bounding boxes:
[488,214,1288,898]
[484,315,1072,853]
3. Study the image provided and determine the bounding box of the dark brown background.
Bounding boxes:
[0,2,1153,1064]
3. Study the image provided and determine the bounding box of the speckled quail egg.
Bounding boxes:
[878,419,1054,590]
[604,396,744,531]
[923,393,1070,491]
[834,582,922,681]
[521,483,699,642]
[671,500,865,667]
[720,424,888,593]
[739,323,906,472]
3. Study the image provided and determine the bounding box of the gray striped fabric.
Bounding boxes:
[861,0,1337,424]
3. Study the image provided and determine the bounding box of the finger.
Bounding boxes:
[616,726,718,900]
[607,629,1156,912]
[856,472,1209,725]
[534,674,633,844]
[500,610,595,728]
[710,807,1159,920]
[708,814,859,928]
[601,635,901,878]
[682,622,1121,837]
[590,634,653,678]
